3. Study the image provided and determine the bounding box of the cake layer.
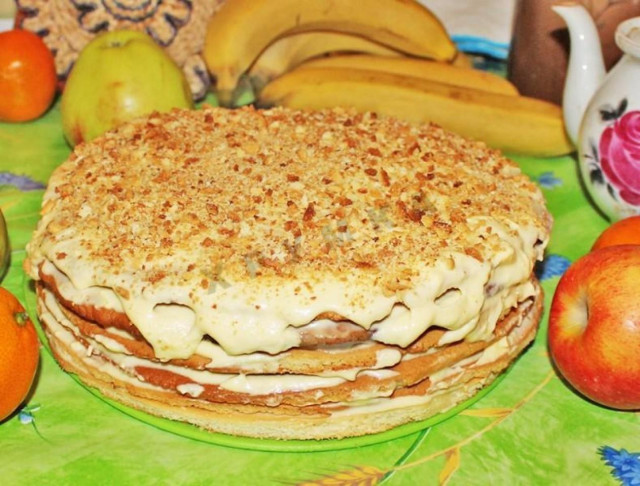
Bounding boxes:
[38,282,542,439]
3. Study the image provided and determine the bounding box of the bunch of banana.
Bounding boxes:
[298,55,519,96]
[247,34,475,95]
[203,0,456,106]
[247,33,402,94]
[257,66,574,157]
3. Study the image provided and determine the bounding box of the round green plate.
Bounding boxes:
[24,276,507,452]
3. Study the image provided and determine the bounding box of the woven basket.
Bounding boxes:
[15,0,224,100]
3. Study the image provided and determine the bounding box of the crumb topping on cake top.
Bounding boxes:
[25,106,551,357]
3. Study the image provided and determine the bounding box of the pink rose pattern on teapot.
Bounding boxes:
[588,99,640,207]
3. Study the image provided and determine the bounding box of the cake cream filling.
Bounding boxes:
[39,285,529,401]
[34,216,544,360]
[326,314,537,418]
[39,287,400,395]
[38,292,163,393]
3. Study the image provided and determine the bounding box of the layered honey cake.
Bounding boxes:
[25,106,551,440]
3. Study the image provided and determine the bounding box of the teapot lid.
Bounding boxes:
[616,17,640,57]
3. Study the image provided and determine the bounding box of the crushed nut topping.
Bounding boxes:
[26,105,551,290]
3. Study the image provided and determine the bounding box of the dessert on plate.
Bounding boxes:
[25,105,551,440]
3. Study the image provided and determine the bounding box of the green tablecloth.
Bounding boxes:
[1,100,638,486]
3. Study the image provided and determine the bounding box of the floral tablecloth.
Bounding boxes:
[1,99,639,486]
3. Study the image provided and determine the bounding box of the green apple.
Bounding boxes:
[61,30,193,146]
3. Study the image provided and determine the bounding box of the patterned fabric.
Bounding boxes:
[601,447,640,486]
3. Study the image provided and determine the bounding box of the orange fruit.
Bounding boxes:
[591,215,640,251]
[0,29,57,122]
[0,287,39,421]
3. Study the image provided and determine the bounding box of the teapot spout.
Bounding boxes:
[553,3,606,145]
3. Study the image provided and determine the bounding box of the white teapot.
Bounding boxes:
[554,3,640,220]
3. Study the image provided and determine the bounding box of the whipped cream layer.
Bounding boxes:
[35,214,539,359]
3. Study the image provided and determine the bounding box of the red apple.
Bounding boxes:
[548,244,640,409]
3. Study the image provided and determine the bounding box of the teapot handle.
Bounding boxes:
[552,4,606,145]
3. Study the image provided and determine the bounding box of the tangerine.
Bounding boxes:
[0,287,39,421]
[0,29,57,122]
[591,215,640,251]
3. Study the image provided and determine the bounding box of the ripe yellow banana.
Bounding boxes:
[248,33,402,93]
[258,67,573,157]
[203,0,456,106]
[451,52,473,69]
[299,55,519,96]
